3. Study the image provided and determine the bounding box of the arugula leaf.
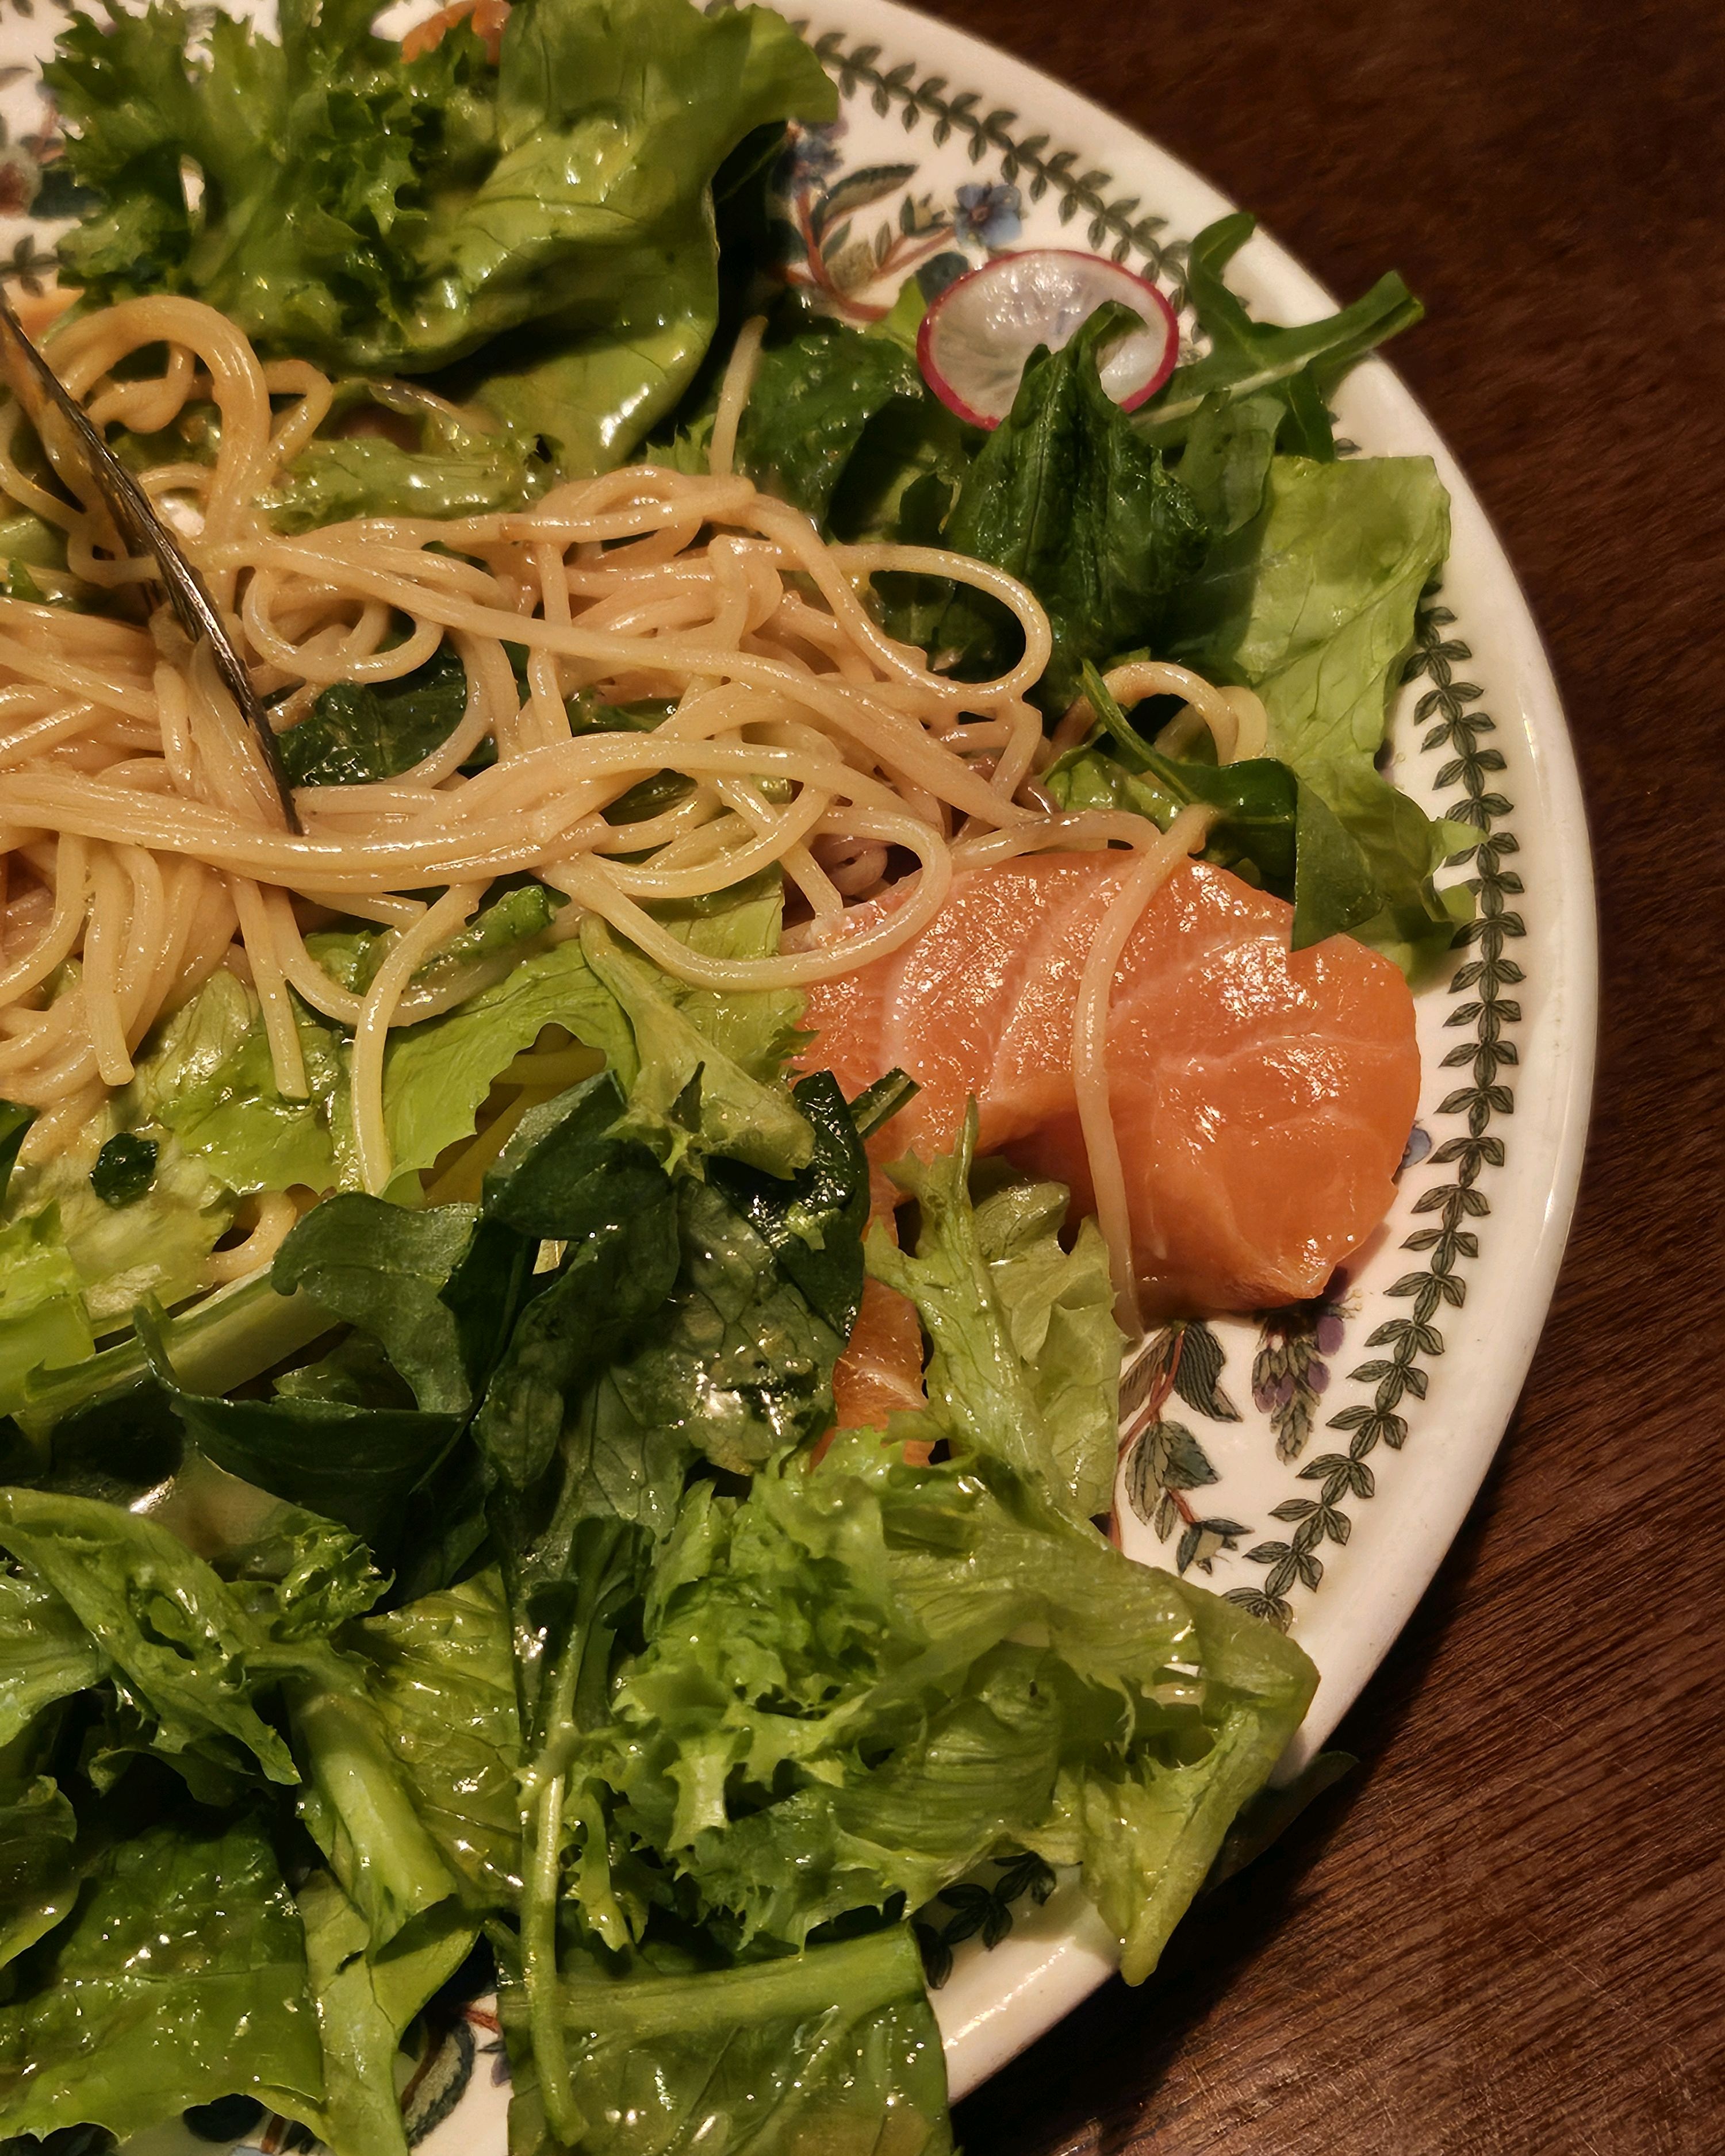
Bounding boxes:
[1046,662,1381,950]
[277,641,471,788]
[500,1924,953,2156]
[1138,213,1423,464]
[49,0,835,475]
[0,1813,324,2142]
[0,1490,298,1788]
[935,302,1209,712]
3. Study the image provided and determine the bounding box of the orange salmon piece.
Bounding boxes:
[802,854,1419,1317]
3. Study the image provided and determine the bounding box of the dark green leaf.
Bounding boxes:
[89,1134,158,1210]
[734,318,923,523]
[936,302,1209,712]
[271,1194,477,1415]
[1203,1749,1356,1889]
[276,642,470,789]
[1139,214,1423,463]
[708,1069,869,1338]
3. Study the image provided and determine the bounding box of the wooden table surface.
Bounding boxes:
[916,2,1725,2150]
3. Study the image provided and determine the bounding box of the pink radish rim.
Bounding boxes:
[915,249,1180,430]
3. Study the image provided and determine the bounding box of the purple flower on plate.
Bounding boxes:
[778,119,846,192]
[952,180,1022,249]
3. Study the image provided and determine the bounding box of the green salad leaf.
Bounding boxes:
[1139,212,1424,467]
[501,1924,953,2156]
[0,1813,325,2142]
[0,1778,79,1977]
[350,1570,523,1910]
[1164,451,1469,968]
[1170,452,1451,772]
[270,420,544,534]
[0,1489,300,1788]
[1045,661,1381,950]
[728,314,925,524]
[277,640,473,789]
[0,1568,105,1751]
[935,302,1209,712]
[48,0,835,476]
[271,1865,463,2156]
[869,1112,1122,1520]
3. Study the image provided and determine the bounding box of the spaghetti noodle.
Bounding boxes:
[0,294,1253,1313]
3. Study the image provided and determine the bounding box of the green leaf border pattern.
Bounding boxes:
[1226,598,1519,1631]
[806,26,1191,298]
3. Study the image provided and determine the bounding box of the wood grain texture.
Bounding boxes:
[916,1,1725,2149]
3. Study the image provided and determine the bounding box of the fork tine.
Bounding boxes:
[0,285,303,836]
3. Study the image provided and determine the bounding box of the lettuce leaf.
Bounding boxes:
[0,1489,300,1789]
[350,1570,523,1911]
[1171,453,1451,772]
[0,1813,325,2143]
[0,1569,104,1750]
[1164,451,1466,969]
[0,1210,92,1413]
[48,0,835,476]
[0,1778,79,1977]
[266,1864,471,2156]
[869,1114,1122,1521]
[500,1924,952,2156]
[572,1429,1313,1971]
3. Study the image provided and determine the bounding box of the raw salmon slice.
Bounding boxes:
[802,854,1419,1317]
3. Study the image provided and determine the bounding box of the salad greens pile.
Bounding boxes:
[0,908,1316,2154]
[0,0,1473,2142]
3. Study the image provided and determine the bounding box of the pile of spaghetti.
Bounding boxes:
[0,294,1259,1281]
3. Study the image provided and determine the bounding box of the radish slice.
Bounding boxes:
[917,250,1179,429]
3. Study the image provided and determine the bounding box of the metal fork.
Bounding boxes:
[0,283,301,833]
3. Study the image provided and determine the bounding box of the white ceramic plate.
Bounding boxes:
[0,0,1597,2132]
